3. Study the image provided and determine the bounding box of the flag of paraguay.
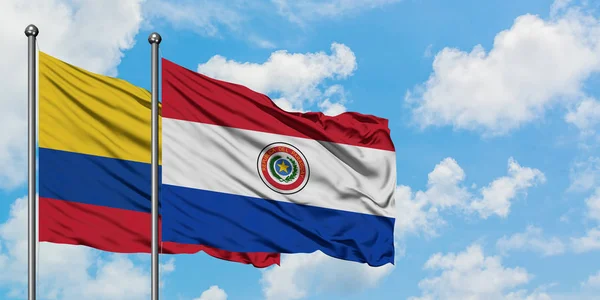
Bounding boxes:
[160,58,397,267]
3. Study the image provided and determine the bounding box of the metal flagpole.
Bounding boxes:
[148,32,162,300]
[25,24,39,300]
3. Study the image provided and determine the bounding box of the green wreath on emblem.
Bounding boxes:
[269,155,299,183]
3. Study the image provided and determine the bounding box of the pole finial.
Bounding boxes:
[24,24,39,37]
[148,32,162,44]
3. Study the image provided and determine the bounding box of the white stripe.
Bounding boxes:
[162,118,396,218]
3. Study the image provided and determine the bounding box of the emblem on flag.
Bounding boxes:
[257,142,310,194]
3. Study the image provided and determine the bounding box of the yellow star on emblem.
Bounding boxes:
[277,161,290,173]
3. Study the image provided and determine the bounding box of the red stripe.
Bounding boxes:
[39,197,280,268]
[161,58,395,152]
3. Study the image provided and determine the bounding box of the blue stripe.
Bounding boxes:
[39,147,157,213]
[161,184,395,266]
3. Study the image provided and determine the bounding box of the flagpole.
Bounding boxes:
[24,24,39,300]
[149,32,162,300]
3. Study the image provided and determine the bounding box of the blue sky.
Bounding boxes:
[1,0,600,299]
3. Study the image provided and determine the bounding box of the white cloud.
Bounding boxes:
[0,196,175,299]
[272,0,401,25]
[496,226,566,257]
[423,44,434,58]
[394,185,443,238]
[550,0,574,17]
[396,157,545,237]
[318,99,347,116]
[143,0,399,47]
[194,285,228,300]
[504,289,553,300]
[406,4,600,135]
[571,228,600,253]
[143,0,243,37]
[260,251,393,300]
[422,157,471,209]
[565,97,600,136]
[0,0,145,189]
[585,188,600,222]
[533,270,600,299]
[143,0,280,49]
[394,158,468,238]
[569,157,600,192]
[160,257,175,273]
[197,43,356,112]
[409,244,537,300]
[469,158,546,219]
[247,35,277,49]
[581,270,600,289]
[570,189,600,253]
[317,85,348,116]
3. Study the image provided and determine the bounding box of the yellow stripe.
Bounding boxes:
[39,51,161,164]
